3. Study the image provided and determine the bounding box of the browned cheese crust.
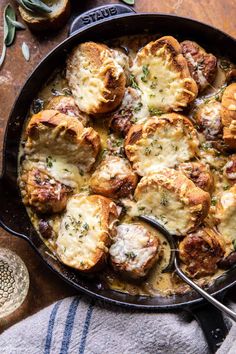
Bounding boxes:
[179,227,225,278]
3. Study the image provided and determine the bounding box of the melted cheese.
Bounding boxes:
[127,119,198,175]
[56,195,107,269]
[109,224,158,271]
[217,187,236,242]
[132,46,195,112]
[128,187,191,235]
[67,46,123,114]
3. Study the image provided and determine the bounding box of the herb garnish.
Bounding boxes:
[129,74,140,90]
[141,65,149,83]
[134,102,143,113]
[46,156,53,168]
[125,252,136,260]
[148,107,163,116]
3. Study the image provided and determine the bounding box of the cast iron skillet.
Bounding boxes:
[0,4,236,352]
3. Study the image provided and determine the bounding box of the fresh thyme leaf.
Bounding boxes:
[148,107,163,116]
[133,102,143,113]
[211,197,217,206]
[129,74,140,90]
[46,156,53,168]
[121,0,135,5]
[141,65,149,82]
[22,42,30,61]
[125,252,136,260]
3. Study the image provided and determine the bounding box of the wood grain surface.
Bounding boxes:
[0,0,236,333]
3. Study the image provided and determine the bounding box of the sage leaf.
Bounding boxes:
[22,42,30,61]
[0,44,7,69]
[20,0,52,14]
[16,0,34,13]
[6,16,26,30]
[5,4,16,47]
[121,0,135,5]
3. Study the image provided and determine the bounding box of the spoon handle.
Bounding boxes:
[174,258,236,322]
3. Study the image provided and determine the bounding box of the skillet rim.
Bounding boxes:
[1,11,236,310]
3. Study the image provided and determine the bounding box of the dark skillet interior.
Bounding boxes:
[1,13,236,310]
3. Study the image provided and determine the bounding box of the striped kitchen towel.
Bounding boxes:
[0,295,236,354]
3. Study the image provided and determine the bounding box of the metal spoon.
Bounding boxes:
[139,215,236,322]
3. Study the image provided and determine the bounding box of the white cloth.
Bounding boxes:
[0,295,235,354]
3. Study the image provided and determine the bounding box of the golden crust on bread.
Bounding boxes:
[133,168,211,235]
[46,95,90,126]
[109,223,160,279]
[56,195,118,272]
[179,227,225,277]
[20,168,72,214]
[25,110,101,172]
[90,155,138,199]
[131,36,198,113]
[221,83,236,149]
[178,162,214,194]
[125,113,199,176]
[215,184,236,242]
[19,0,71,32]
[66,42,126,115]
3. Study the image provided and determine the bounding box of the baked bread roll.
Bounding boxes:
[19,0,71,31]
[66,42,126,115]
[56,195,118,272]
[133,168,211,235]
[131,36,198,113]
[25,110,101,172]
[125,113,199,176]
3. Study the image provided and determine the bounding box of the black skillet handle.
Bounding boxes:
[69,4,136,36]
[188,298,230,353]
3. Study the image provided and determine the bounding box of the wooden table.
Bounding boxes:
[0,0,236,333]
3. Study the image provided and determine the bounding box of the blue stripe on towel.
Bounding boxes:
[59,297,80,354]
[44,301,62,354]
[78,301,95,354]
